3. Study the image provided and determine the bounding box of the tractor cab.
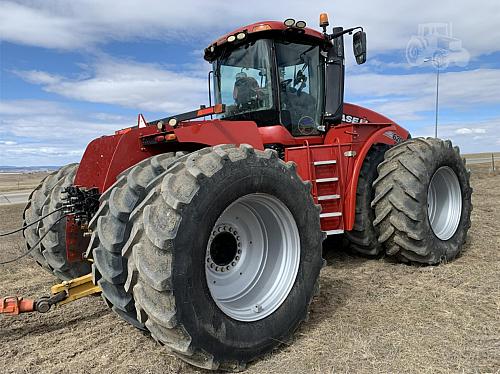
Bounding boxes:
[204,14,367,137]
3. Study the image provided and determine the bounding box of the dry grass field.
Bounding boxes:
[0,172,49,193]
[0,164,498,373]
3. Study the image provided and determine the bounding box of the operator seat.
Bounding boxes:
[233,72,260,108]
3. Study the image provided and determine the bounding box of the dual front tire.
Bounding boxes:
[346,137,472,264]
[372,137,472,264]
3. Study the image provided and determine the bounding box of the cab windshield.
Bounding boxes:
[213,39,324,136]
[214,39,274,119]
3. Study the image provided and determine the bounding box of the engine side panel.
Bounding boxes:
[75,120,266,193]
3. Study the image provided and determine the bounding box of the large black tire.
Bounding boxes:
[123,145,324,370]
[90,152,186,329]
[23,164,91,280]
[372,138,472,264]
[345,144,389,256]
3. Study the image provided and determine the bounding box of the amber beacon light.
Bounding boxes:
[320,12,329,32]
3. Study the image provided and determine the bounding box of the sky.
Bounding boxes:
[1,0,499,166]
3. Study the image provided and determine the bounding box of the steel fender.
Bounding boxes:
[342,102,399,125]
[343,125,409,230]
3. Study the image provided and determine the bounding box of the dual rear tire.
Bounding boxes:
[89,152,186,328]
[23,164,91,280]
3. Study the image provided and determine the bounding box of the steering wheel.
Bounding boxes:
[280,79,293,90]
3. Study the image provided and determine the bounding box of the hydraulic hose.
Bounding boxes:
[0,214,68,265]
[0,206,65,237]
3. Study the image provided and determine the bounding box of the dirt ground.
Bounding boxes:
[0,167,498,374]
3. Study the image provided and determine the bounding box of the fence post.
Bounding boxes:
[492,153,496,171]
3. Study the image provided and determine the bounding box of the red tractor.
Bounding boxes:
[21,13,472,370]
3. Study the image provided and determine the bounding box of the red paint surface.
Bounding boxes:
[174,120,264,149]
[211,21,326,48]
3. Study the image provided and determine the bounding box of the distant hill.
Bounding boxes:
[0,166,60,173]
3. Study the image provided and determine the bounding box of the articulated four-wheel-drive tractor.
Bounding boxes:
[2,13,472,371]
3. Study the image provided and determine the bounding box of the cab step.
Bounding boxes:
[324,229,344,236]
[313,160,337,166]
[316,177,338,183]
[320,212,342,218]
[317,194,340,201]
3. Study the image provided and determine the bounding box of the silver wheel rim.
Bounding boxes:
[427,166,462,240]
[205,193,300,322]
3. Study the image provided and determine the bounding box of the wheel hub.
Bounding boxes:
[207,224,242,272]
[205,193,300,322]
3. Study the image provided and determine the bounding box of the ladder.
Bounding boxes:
[286,142,345,236]
[310,154,344,235]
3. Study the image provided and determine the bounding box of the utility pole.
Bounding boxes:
[434,59,440,138]
[424,58,441,138]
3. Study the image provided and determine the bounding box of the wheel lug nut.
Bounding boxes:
[232,262,236,266]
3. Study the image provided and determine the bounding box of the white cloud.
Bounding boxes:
[0,99,68,115]
[455,128,486,135]
[14,58,210,113]
[0,100,128,166]
[1,0,499,58]
[16,70,63,85]
[0,1,92,49]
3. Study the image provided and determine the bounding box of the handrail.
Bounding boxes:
[303,140,318,200]
[332,137,345,228]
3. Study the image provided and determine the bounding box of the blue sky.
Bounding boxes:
[1,0,500,166]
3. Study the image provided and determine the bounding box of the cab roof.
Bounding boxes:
[204,21,329,62]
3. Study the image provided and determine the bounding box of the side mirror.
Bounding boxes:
[353,31,367,64]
